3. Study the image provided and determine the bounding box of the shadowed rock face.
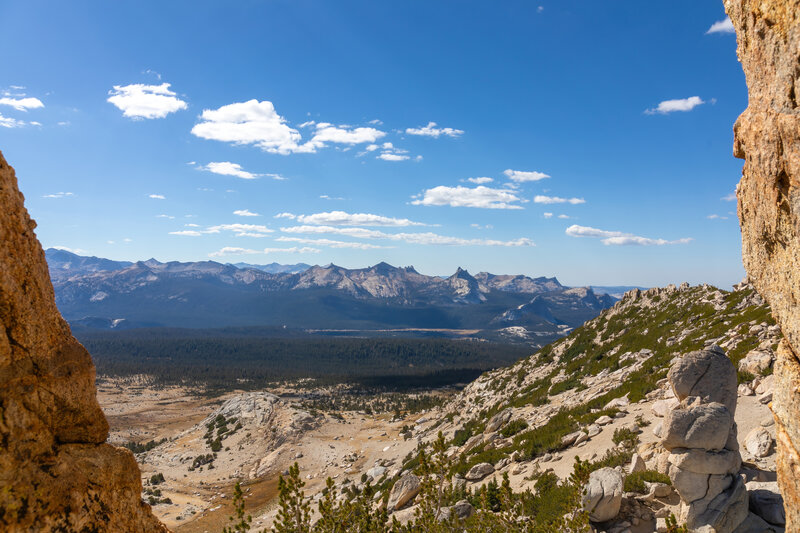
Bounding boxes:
[725,0,800,528]
[0,150,167,531]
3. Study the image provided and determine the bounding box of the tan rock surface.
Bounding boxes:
[0,150,167,532]
[726,0,800,528]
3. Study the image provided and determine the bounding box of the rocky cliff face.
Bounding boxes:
[0,150,166,531]
[726,0,800,528]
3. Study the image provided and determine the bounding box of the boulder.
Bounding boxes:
[682,475,749,533]
[464,462,494,481]
[596,415,613,426]
[628,453,647,474]
[755,375,774,396]
[604,394,630,411]
[738,350,773,375]
[387,473,421,511]
[581,467,623,523]
[438,500,475,522]
[746,481,786,526]
[743,427,774,458]
[461,434,483,454]
[366,466,387,481]
[485,408,512,433]
[668,346,738,415]
[667,448,741,476]
[587,424,601,438]
[662,402,733,451]
[652,397,680,418]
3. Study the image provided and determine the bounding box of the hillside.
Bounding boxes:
[121,281,783,531]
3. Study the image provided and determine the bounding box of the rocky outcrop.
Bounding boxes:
[387,473,421,512]
[0,151,166,531]
[661,347,748,532]
[725,1,800,528]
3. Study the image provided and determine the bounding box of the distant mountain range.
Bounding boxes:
[46,249,630,345]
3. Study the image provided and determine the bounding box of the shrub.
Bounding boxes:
[149,473,165,485]
[500,418,529,438]
[612,427,639,449]
[624,470,671,493]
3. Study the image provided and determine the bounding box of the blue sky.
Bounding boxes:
[0,1,745,287]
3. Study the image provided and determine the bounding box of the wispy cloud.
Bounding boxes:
[721,191,736,201]
[645,96,704,115]
[320,194,345,200]
[275,211,425,227]
[707,214,729,220]
[156,214,175,219]
[533,195,585,205]
[169,223,274,237]
[412,185,525,209]
[199,161,283,180]
[276,237,387,249]
[543,212,553,219]
[706,17,735,34]
[0,96,44,111]
[405,121,464,138]
[149,194,166,200]
[376,142,413,161]
[107,83,187,119]
[43,191,74,199]
[504,169,550,183]
[565,224,692,246]
[233,209,261,217]
[51,245,86,254]
[209,246,320,257]
[280,225,534,247]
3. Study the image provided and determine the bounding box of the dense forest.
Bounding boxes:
[79,330,533,392]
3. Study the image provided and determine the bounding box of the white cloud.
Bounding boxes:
[276,237,386,249]
[412,185,525,209]
[51,246,86,254]
[191,99,311,154]
[565,224,692,246]
[233,209,261,217]
[107,83,187,119]
[0,97,44,111]
[42,191,74,199]
[279,225,534,247]
[645,96,705,115]
[706,17,735,34]
[504,169,550,183]
[319,194,345,200]
[185,223,200,227]
[0,113,30,128]
[557,214,571,219]
[405,121,464,138]
[721,192,737,201]
[368,119,383,125]
[286,211,425,227]
[707,214,729,220]
[365,144,380,152]
[308,123,386,149]
[533,195,585,205]
[199,161,275,180]
[378,152,410,161]
[466,177,494,184]
[149,194,166,199]
[156,214,175,219]
[208,246,319,257]
[543,212,553,219]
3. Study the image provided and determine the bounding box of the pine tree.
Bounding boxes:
[223,482,253,533]
[272,463,311,533]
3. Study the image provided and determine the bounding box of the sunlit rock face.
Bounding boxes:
[725,1,800,528]
[0,150,167,532]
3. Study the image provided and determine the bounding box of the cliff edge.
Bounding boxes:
[726,0,800,529]
[0,150,166,531]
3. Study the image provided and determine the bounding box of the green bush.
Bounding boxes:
[624,470,671,493]
[500,418,529,438]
